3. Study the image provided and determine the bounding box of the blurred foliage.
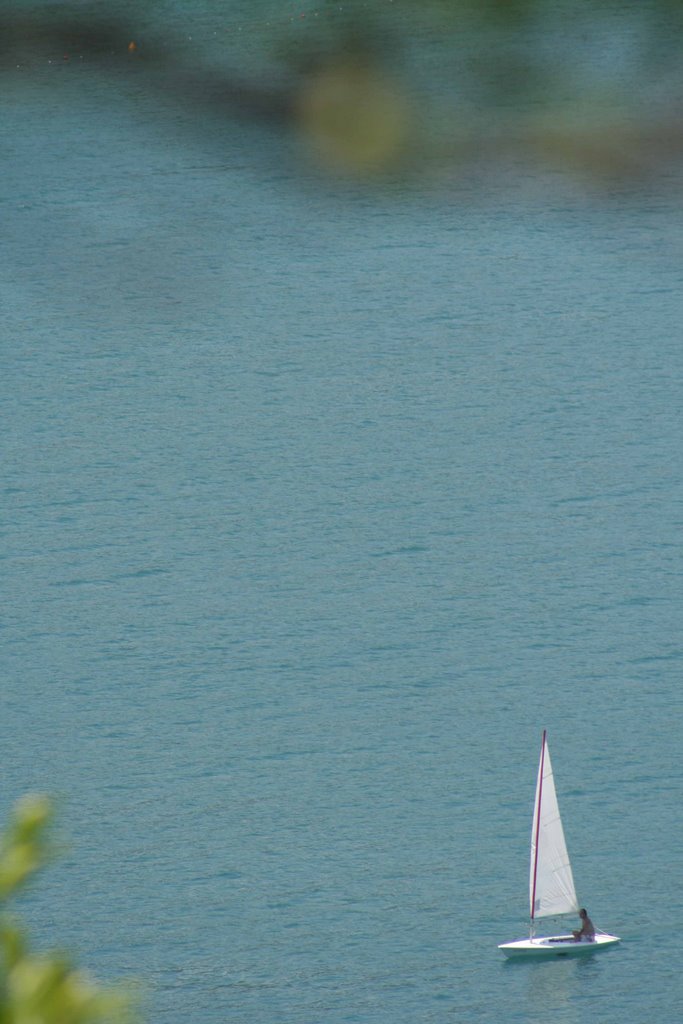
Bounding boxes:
[0,797,136,1024]
[1,0,683,182]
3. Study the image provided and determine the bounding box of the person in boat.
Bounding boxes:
[572,908,596,942]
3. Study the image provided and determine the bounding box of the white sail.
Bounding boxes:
[529,734,579,920]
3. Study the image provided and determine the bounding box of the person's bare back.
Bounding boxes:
[572,908,595,942]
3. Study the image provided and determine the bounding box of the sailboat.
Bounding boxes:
[498,730,620,958]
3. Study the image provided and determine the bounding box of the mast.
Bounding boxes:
[530,729,546,935]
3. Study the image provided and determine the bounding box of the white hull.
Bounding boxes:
[499,933,620,958]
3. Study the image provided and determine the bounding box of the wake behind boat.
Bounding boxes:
[498,730,620,959]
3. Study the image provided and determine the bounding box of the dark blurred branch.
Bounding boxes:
[0,8,295,123]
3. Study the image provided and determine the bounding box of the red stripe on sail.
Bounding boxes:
[530,729,546,921]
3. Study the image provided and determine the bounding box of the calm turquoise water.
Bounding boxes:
[2,20,683,1024]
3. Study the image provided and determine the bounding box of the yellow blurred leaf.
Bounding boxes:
[297,61,413,174]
